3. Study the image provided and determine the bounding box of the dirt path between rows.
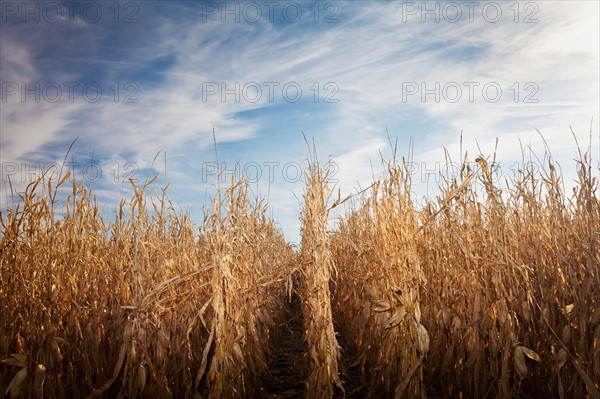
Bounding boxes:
[261,294,367,398]
[262,294,306,398]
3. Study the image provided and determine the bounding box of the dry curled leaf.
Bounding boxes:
[373,299,392,313]
[555,348,568,370]
[50,338,63,364]
[416,322,430,356]
[232,343,244,365]
[386,306,406,330]
[137,363,147,392]
[33,364,46,396]
[2,354,28,368]
[5,367,28,399]
[521,346,541,362]
[414,302,422,323]
[514,346,541,379]
[514,346,528,379]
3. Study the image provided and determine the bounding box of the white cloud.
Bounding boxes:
[1,1,598,239]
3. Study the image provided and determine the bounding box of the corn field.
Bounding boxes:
[1,144,599,398]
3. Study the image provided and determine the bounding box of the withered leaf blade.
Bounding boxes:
[416,322,430,356]
[33,364,46,396]
[373,299,392,313]
[386,306,407,330]
[5,367,28,398]
[514,346,528,379]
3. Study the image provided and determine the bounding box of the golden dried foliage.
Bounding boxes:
[0,169,295,398]
[299,159,344,398]
[330,147,599,398]
[1,141,598,399]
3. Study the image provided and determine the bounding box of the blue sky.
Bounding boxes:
[1,0,599,242]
